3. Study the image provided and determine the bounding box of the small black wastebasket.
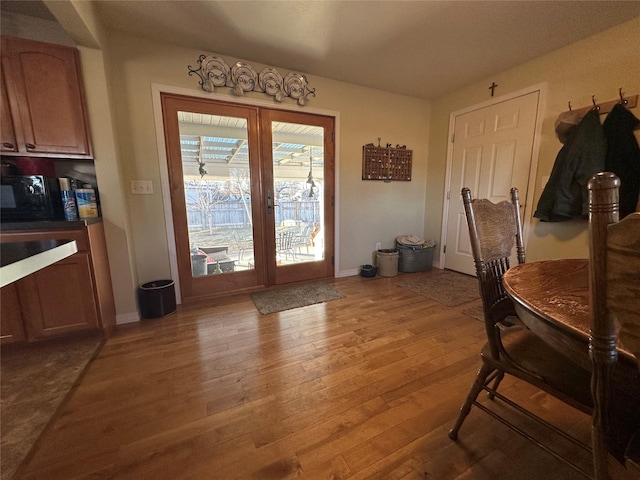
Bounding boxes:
[138,279,176,319]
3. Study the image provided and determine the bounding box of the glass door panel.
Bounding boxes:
[179,112,256,276]
[271,121,324,266]
[261,109,335,285]
[162,94,266,302]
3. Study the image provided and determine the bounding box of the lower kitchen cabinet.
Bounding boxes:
[0,283,27,343]
[17,252,99,338]
[0,222,115,343]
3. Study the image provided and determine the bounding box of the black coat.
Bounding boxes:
[534,109,607,222]
[603,103,640,218]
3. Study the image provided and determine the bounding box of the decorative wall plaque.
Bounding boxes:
[188,55,316,106]
[362,142,412,182]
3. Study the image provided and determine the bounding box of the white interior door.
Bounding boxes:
[443,91,540,275]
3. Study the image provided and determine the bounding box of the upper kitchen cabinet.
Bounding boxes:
[1,36,93,159]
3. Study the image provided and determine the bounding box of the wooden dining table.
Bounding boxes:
[502,258,637,371]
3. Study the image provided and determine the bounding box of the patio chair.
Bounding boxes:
[233,230,253,261]
[294,224,313,256]
[276,230,296,261]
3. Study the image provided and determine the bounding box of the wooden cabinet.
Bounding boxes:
[1,71,18,153]
[0,35,92,158]
[0,283,27,343]
[0,223,115,343]
[16,253,99,339]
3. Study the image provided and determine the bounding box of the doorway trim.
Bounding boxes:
[438,82,547,270]
[151,84,341,303]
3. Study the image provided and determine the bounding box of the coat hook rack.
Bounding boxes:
[561,89,638,124]
[619,87,628,105]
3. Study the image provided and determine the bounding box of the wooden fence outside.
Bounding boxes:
[187,201,320,230]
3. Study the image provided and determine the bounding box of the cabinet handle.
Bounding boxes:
[3,142,14,148]
[26,143,36,149]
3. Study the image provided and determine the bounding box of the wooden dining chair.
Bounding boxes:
[588,172,640,480]
[449,187,593,476]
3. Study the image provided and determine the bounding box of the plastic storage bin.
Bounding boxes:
[138,279,176,319]
[376,249,399,277]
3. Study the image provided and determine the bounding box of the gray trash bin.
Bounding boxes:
[138,279,176,319]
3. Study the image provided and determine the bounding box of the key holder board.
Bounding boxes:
[362,144,412,182]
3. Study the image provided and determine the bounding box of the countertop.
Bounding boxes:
[0,218,102,232]
[0,239,78,287]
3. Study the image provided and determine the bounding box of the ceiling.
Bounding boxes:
[3,1,640,100]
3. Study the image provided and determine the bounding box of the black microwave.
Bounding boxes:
[0,175,63,222]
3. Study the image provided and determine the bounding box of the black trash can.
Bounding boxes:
[138,279,176,319]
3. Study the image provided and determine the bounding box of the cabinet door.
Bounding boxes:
[0,283,27,344]
[1,36,92,158]
[1,70,19,153]
[18,253,100,340]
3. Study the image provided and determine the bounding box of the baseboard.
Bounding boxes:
[337,268,359,278]
[116,311,140,325]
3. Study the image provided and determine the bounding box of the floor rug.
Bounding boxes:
[251,283,345,315]
[1,335,103,480]
[397,269,479,306]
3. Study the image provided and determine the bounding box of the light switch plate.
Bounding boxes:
[131,180,153,194]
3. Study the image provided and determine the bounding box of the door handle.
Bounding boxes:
[267,189,273,215]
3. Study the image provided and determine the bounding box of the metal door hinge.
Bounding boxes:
[331,131,335,142]
[443,245,447,253]
[331,256,334,266]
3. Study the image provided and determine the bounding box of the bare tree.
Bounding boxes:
[184,180,231,234]
[228,169,252,227]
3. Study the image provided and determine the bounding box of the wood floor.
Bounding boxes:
[16,270,593,479]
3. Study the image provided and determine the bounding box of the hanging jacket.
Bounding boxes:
[603,103,640,218]
[534,109,606,222]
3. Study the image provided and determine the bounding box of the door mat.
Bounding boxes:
[251,283,345,315]
[1,335,103,480]
[397,269,479,306]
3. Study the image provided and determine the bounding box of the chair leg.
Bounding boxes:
[487,372,504,400]
[449,363,494,440]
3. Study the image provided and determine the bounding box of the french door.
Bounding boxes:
[161,93,335,302]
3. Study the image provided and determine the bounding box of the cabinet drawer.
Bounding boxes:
[0,229,88,252]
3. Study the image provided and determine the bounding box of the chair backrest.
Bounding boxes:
[461,187,525,358]
[588,172,640,479]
